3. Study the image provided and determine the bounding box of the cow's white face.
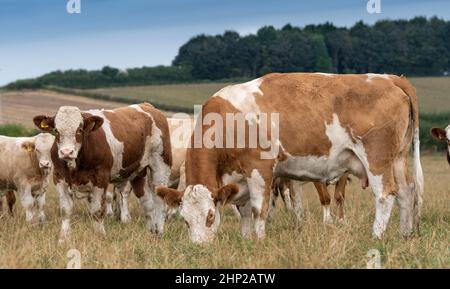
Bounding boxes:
[34,133,55,172]
[54,106,84,163]
[34,106,104,169]
[180,185,219,244]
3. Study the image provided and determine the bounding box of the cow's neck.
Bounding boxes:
[185,148,219,191]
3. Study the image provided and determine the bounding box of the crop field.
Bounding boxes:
[0,154,448,269]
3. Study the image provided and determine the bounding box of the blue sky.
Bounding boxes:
[1,0,450,85]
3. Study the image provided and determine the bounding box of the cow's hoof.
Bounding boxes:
[120,215,131,224]
[39,215,46,224]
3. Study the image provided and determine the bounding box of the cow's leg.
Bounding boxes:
[267,182,279,221]
[394,156,414,238]
[246,167,273,240]
[132,172,166,236]
[57,181,73,244]
[290,181,304,222]
[148,152,171,233]
[314,182,332,223]
[105,190,114,217]
[6,191,15,216]
[230,205,241,220]
[281,181,293,211]
[90,186,107,236]
[114,182,131,223]
[0,192,4,217]
[237,201,253,239]
[334,173,349,222]
[36,192,46,223]
[18,184,35,222]
[369,167,397,240]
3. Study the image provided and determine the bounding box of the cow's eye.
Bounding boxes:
[76,127,83,135]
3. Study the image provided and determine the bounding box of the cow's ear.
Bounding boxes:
[431,127,447,141]
[156,186,183,208]
[21,141,35,153]
[33,115,55,132]
[214,183,239,205]
[83,116,104,133]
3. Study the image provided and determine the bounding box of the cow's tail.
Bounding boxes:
[393,75,424,233]
[412,125,424,233]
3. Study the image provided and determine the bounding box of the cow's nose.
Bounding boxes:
[60,148,74,158]
[40,160,51,168]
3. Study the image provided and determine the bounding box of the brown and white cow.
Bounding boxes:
[0,133,55,222]
[431,126,450,165]
[157,73,424,243]
[110,116,194,222]
[33,103,172,243]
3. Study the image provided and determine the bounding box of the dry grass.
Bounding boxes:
[0,154,448,268]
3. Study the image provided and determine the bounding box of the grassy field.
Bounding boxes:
[410,77,450,113]
[0,154,448,268]
[78,77,450,113]
[83,82,232,112]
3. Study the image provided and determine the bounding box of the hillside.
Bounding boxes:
[0,90,124,127]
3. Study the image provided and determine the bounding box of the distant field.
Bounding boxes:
[79,77,450,113]
[410,77,450,113]
[0,90,124,127]
[0,90,173,128]
[0,154,448,268]
[84,82,233,112]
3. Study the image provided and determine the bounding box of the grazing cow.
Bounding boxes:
[430,126,450,165]
[33,103,172,243]
[111,117,194,222]
[157,73,423,243]
[0,133,55,222]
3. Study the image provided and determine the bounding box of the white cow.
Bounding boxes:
[0,133,55,222]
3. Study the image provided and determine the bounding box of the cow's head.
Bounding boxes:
[33,106,103,168]
[22,133,55,173]
[156,183,239,243]
[431,126,450,164]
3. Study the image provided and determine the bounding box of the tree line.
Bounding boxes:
[174,17,450,79]
[5,16,450,89]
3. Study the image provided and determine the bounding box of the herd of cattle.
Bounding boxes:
[0,73,448,244]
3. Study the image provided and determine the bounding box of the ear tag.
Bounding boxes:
[27,146,34,153]
[40,121,49,129]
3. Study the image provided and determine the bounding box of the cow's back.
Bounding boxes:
[90,103,171,180]
[212,73,413,158]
